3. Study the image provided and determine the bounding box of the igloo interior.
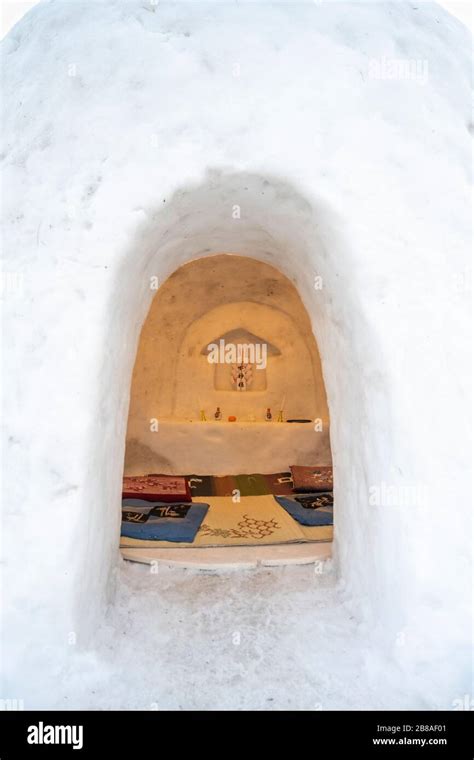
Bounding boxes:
[1,0,471,710]
[121,253,334,564]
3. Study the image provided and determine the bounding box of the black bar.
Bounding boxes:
[0,710,472,756]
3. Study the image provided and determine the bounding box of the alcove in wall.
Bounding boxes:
[124,255,332,476]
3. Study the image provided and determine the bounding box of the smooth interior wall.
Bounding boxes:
[124,255,330,474]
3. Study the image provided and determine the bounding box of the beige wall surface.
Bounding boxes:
[125,255,330,471]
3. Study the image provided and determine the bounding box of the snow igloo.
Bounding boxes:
[1,0,471,705]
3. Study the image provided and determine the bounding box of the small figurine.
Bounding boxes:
[265,407,272,421]
[214,406,222,420]
[277,410,284,422]
[200,409,207,421]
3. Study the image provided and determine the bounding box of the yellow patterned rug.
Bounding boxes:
[120,495,333,549]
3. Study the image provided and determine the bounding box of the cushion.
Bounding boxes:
[121,498,208,542]
[274,494,333,527]
[122,474,191,502]
[290,465,333,492]
[294,492,334,509]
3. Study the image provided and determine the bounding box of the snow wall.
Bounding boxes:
[1,0,471,701]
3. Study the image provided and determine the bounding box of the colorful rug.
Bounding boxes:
[122,475,191,502]
[290,465,333,492]
[121,499,208,542]
[120,495,332,548]
[274,494,333,527]
[186,472,294,497]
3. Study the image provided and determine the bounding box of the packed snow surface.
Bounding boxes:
[15,560,467,711]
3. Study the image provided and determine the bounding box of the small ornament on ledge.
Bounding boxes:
[214,406,222,420]
[265,407,272,421]
[278,394,286,422]
[197,397,206,422]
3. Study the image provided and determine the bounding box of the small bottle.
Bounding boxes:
[214,406,222,420]
[266,407,272,421]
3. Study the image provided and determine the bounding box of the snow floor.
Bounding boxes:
[43,559,438,711]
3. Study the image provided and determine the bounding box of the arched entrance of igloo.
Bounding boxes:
[87,170,397,628]
[120,254,334,564]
